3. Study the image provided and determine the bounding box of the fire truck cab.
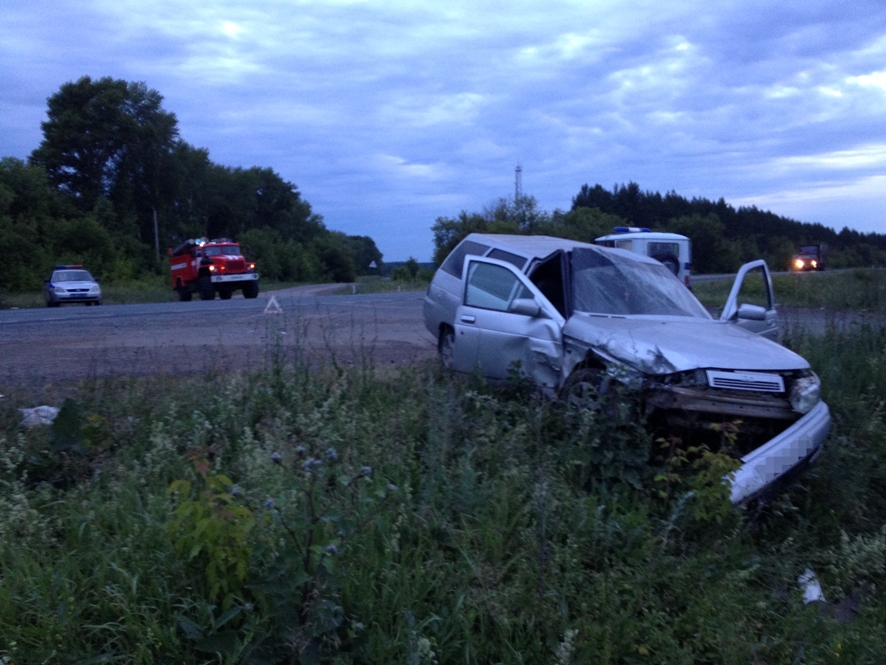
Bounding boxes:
[168,238,259,301]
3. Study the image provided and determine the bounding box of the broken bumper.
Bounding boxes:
[729,400,831,504]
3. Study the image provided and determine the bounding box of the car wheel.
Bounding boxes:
[199,277,214,300]
[439,326,455,369]
[559,367,609,410]
[242,281,259,299]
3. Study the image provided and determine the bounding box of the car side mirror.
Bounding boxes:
[510,298,542,317]
[737,303,767,321]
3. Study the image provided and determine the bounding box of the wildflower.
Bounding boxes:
[295,445,306,456]
[325,544,338,555]
[325,447,338,461]
[361,465,372,476]
[265,498,274,510]
[270,452,282,464]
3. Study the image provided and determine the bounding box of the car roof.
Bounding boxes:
[463,233,661,266]
[595,231,689,242]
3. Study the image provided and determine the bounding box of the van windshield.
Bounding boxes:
[571,248,709,318]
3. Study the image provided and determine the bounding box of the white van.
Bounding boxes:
[595,227,691,287]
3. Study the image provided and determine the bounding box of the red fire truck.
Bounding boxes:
[168,238,259,301]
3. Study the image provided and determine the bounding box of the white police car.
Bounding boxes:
[44,265,102,307]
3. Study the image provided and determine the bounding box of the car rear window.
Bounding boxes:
[647,242,679,258]
[441,240,490,277]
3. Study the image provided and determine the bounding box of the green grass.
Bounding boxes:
[2,323,886,663]
[693,267,886,313]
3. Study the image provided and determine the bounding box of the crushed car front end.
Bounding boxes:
[562,314,830,505]
[642,365,830,503]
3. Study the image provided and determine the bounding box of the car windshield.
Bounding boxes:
[203,245,239,257]
[571,248,709,318]
[52,270,93,282]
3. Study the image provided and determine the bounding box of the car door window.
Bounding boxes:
[720,260,778,340]
[465,261,532,311]
[733,264,773,310]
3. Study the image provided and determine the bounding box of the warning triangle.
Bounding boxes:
[263,295,283,314]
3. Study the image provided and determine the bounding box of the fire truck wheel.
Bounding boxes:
[243,281,259,299]
[178,288,192,302]
[219,287,233,300]
[199,277,214,300]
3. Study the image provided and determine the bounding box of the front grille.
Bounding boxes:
[706,370,784,393]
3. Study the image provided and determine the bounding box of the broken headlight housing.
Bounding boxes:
[790,372,821,414]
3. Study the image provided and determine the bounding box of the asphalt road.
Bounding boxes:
[1,282,880,387]
[0,285,437,386]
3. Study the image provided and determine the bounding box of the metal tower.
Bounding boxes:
[515,164,522,200]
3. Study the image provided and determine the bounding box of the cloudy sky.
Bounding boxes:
[3,0,886,260]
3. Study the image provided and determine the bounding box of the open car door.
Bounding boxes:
[720,259,778,341]
[453,257,565,390]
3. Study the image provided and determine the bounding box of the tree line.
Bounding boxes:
[432,182,886,274]
[0,76,382,292]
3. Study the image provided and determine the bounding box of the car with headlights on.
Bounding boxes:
[423,234,829,504]
[44,265,102,307]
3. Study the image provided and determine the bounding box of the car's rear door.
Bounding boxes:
[720,260,779,340]
[453,257,565,390]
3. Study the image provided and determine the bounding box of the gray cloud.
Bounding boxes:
[3,0,885,259]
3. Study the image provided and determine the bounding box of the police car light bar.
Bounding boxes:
[613,227,651,234]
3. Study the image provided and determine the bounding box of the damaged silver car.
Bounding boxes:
[423,234,830,503]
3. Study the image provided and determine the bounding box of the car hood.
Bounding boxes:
[563,313,809,375]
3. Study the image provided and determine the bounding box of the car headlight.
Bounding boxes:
[54,286,66,294]
[790,373,821,414]
[90,285,101,294]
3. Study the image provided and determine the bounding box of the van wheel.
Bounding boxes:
[439,327,455,369]
[199,277,214,300]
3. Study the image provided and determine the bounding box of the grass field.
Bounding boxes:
[693,267,886,313]
[1,311,886,663]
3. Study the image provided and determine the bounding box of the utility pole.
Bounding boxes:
[515,164,522,200]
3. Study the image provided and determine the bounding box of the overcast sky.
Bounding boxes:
[3,0,886,260]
